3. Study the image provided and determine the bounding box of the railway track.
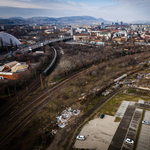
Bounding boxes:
[0,66,89,149]
[0,48,148,149]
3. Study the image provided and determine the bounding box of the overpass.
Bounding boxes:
[0,36,72,60]
[17,36,72,53]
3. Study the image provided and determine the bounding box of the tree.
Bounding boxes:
[0,37,3,50]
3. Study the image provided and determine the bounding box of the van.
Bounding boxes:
[76,135,86,140]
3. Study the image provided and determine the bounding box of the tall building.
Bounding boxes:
[120,21,123,25]
[71,28,76,36]
[100,22,104,25]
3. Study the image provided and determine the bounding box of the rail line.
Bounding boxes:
[0,49,148,149]
[0,66,90,149]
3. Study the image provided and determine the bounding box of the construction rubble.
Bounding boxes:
[56,107,80,128]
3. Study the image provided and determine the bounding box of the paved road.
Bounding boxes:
[0,36,72,61]
[17,37,72,54]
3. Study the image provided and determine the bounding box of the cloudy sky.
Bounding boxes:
[0,0,150,22]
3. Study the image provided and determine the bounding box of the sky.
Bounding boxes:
[0,0,150,22]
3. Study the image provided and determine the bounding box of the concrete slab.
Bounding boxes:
[115,100,130,118]
[74,115,119,150]
[138,99,145,104]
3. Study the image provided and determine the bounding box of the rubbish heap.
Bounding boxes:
[56,107,80,128]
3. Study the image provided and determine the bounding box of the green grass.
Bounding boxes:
[114,117,121,122]
[96,93,150,117]
[127,88,136,93]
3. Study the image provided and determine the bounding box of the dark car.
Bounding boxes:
[100,114,105,119]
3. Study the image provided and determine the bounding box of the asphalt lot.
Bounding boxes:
[136,110,150,150]
[108,102,136,150]
[122,108,143,150]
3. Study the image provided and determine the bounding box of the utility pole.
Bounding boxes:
[7,87,11,100]
[40,74,44,90]
[66,68,68,75]
[14,87,18,102]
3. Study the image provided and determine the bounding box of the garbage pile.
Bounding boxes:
[56,107,80,128]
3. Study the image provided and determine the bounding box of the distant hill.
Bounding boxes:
[59,16,97,21]
[98,18,106,21]
[0,16,109,25]
[8,17,24,20]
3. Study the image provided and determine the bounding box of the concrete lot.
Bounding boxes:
[136,110,150,150]
[115,100,130,118]
[74,115,119,150]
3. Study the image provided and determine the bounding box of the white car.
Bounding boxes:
[76,135,86,140]
[142,121,150,125]
[125,138,134,144]
[29,47,32,51]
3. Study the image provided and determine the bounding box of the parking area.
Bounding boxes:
[108,102,137,150]
[136,110,150,150]
[74,115,119,150]
[122,108,143,150]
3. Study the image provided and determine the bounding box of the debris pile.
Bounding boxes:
[51,129,57,135]
[56,107,80,128]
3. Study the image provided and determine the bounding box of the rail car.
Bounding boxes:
[43,46,57,75]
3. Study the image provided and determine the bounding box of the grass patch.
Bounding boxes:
[114,117,121,122]
[97,93,149,117]
[127,88,136,93]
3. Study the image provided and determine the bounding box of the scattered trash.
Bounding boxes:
[51,129,57,135]
[78,96,86,101]
[56,107,80,128]
[50,82,56,85]
[102,90,112,96]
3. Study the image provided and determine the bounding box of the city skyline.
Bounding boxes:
[0,0,150,22]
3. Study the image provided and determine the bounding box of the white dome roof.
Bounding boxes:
[0,32,21,46]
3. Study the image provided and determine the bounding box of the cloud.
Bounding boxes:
[0,0,43,9]
[0,0,149,22]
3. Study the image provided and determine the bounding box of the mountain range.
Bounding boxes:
[0,16,110,25]
[0,16,149,25]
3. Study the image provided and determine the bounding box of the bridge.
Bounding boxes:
[0,36,72,60]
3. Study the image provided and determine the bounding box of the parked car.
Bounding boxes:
[29,47,32,51]
[142,120,150,125]
[125,138,134,144]
[100,114,105,119]
[76,135,86,140]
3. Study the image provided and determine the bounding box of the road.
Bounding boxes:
[17,36,72,53]
[0,36,72,60]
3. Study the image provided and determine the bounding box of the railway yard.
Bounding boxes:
[1,43,150,150]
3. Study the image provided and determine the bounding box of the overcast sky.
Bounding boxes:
[0,0,150,22]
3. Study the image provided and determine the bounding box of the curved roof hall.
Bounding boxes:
[0,32,21,46]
